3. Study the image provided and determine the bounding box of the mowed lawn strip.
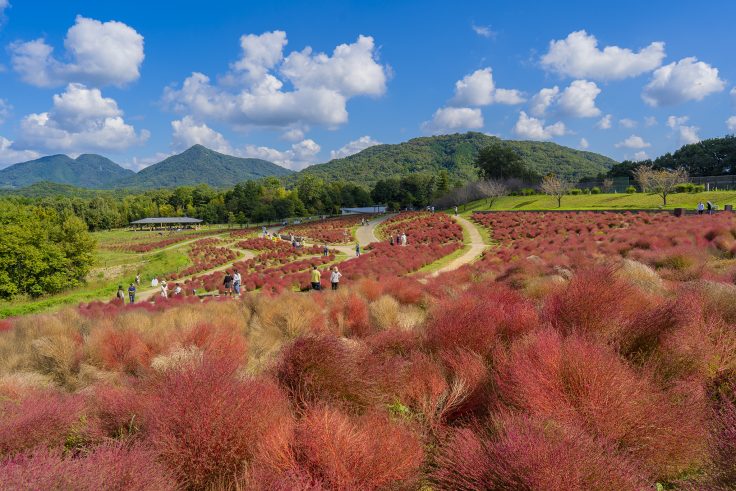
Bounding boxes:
[459,191,736,214]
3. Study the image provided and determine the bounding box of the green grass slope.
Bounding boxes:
[296,132,617,186]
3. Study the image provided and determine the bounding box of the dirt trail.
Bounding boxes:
[430,215,487,277]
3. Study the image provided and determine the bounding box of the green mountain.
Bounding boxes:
[115,144,292,189]
[296,132,618,186]
[0,153,134,189]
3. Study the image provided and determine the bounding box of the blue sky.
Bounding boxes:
[0,0,734,170]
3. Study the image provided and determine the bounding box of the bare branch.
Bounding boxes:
[540,175,573,208]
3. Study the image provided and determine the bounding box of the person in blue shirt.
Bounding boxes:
[128,283,136,303]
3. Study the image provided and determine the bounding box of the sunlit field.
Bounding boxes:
[1,210,734,490]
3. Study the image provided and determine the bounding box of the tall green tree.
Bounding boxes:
[474,144,540,182]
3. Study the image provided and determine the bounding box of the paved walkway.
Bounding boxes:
[430,215,487,277]
[356,213,394,246]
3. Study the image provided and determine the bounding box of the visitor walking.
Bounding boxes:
[311,265,322,291]
[233,269,242,295]
[223,271,233,295]
[151,277,159,288]
[697,201,705,214]
[707,201,714,215]
[262,226,267,236]
[355,242,361,257]
[135,273,141,285]
[116,285,125,302]
[454,206,458,216]
[400,232,407,246]
[323,244,329,257]
[173,284,182,296]
[330,266,342,291]
[160,280,168,299]
[389,235,394,246]
[128,283,136,303]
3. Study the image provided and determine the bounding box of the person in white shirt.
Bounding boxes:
[151,277,159,288]
[233,270,242,295]
[173,284,182,296]
[330,266,342,291]
[160,280,168,298]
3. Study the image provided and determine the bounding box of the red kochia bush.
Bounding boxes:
[294,406,424,489]
[86,326,153,375]
[493,329,708,481]
[432,415,646,490]
[144,357,294,489]
[0,390,91,457]
[425,285,538,358]
[0,443,176,490]
[274,335,385,410]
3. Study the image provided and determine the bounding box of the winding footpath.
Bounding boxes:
[430,215,487,277]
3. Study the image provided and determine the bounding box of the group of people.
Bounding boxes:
[115,272,183,304]
[697,201,716,214]
[388,232,408,246]
[311,265,342,291]
[222,269,242,295]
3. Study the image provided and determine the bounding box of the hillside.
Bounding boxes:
[114,145,292,189]
[0,153,134,189]
[296,132,617,186]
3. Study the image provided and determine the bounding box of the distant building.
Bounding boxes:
[129,216,203,229]
[340,206,387,215]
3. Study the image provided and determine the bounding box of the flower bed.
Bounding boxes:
[281,215,372,244]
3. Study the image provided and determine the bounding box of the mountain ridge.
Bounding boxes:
[0,133,619,191]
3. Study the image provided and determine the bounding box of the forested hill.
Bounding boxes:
[295,132,618,186]
[114,145,292,189]
[609,135,736,177]
[0,154,134,189]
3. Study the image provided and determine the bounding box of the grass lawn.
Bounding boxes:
[459,191,736,215]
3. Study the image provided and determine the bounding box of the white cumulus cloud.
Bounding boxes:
[595,114,612,129]
[513,111,566,140]
[557,80,601,117]
[10,15,144,88]
[615,135,651,149]
[330,135,381,159]
[171,116,232,154]
[666,115,701,145]
[642,57,725,106]
[422,107,484,134]
[579,138,589,149]
[727,116,736,132]
[243,138,321,170]
[164,32,388,131]
[633,151,649,161]
[13,83,148,153]
[619,118,637,128]
[541,30,665,80]
[529,87,559,117]
[0,136,40,167]
[529,80,600,118]
[451,68,525,106]
[644,116,657,127]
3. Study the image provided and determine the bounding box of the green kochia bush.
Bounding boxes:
[626,186,637,194]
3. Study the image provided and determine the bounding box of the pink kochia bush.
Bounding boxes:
[144,356,294,489]
[0,443,176,491]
